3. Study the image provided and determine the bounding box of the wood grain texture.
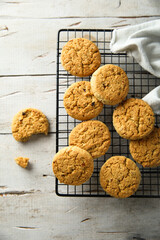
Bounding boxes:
[0,17,158,76]
[0,0,160,19]
[0,193,160,240]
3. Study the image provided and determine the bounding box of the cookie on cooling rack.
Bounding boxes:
[113,98,155,140]
[91,64,129,105]
[69,120,111,159]
[100,156,141,198]
[12,108,49,142]
[129,127,160,168]
[61,38,101,77]
[63,81,103,121]
[52,146,94,185]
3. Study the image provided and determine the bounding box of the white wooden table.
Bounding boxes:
[0,1,160,239]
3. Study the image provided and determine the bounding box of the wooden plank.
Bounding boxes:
[0,134,56,194]
[0,17,158,76]
[0,192,160,240]
[0,76,57,133]
[0,0,160,19]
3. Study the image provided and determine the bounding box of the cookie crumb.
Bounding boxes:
[15,157,29,168]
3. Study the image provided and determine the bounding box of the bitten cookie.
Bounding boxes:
[130,127,160,168]
[69,120,111,159]
[63,81,103,121]
[12,108,49,142]
[113,98,155,140]
[61,38,101,77]
[52,146,94,185]
[15,157,29,168]
[100,156,141,198]
[91,64,129,105]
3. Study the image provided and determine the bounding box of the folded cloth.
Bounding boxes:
[110,20,160,78]
[142,86,160,115]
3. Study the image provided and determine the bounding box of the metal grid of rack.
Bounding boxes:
[56,29,160,197]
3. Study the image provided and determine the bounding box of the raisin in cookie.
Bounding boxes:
[69,120,111,159]
[61,38,101,77]
[63,81,103,120]
[130,127,160,168]
[100,156,141,198]
[113,98,155,140]
[12,108,49,142]
[52,146,94,185]
[91,64,129,105]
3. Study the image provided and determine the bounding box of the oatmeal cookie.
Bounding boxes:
[113,98,155,140]
[91,64,129,105]
[63,81,103,120]
[61,38,101,77]
[12,108,49,142]
[69,120,111,159]
[100,156,141,198]
[52,146,94,185]
[129,127,160,168]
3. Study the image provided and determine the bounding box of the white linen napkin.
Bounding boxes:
[142,86,160,115]
[110,20,160,114]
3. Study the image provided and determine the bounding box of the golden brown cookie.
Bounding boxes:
[12,108,49,142]
[91,64,129,105]
[69,120,111,159]
[52,146,94,185]
[15,157,29,168]
[113,98,155,140]
[129,127,160,168]
[100,156,141,198]
[63,81,103,121]
[61,38,101,77]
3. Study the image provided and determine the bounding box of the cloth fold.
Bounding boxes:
[110,20,160,78]
[142,86,160,115]
[110,20,160,114]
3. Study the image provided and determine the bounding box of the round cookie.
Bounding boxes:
[69,120,111,159]
[129,127,160,168]
[91,64,129,105]
[61,38,101,77]
[63,81,103,121]
[12,108,49,142]
[113,98,155,140]
[52,146,94,185]
[100,156,141,198]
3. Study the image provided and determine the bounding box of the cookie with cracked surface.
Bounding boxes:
[69,120,111,159]
[91,64,129,105]
[61,38,101,77]
[100,156,141,198]
[63,81,103,121]
[15,157,29,168]
[129,127,160,168]
[12,108,49,142]
[113,98,155,140]
[52,146,94,185]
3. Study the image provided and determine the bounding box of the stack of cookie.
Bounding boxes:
[53,37,159,198]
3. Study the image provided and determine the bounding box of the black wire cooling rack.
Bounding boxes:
[56,29,160,197]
